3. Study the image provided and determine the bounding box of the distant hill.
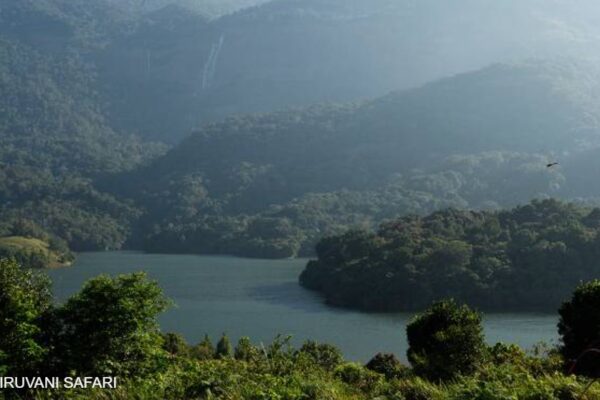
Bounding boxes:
[4,0,600,257]
[115,60,600,257]
[157,0,600,141]
[5,0,600,142]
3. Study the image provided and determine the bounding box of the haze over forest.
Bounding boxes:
[4,0,600,260]
[8,2,600,399]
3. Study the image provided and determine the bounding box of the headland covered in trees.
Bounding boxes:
[300,199,600,312]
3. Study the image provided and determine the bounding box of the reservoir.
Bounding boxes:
[47,251,559,362]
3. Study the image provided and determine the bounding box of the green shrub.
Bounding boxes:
[235,336,261,362]
[0,258,52,375]
[334,362,381,392]
[297,340,344,371]
[407,299,486,381]
[162,332,190,357]
[53,273,170,377]
[558,280,600,376]
[391,376,444,400]
[365,353,411,380]
[216,333,233,359]
[192,334,215,360]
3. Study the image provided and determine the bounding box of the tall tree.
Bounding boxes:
[406,299,485,381]
[558,280,600,376]
[55,273,170,377]
[0,258,52,376]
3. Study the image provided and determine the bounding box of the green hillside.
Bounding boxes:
[0,1,165,252]
[120,61,598,257]
[0,236,73,268]
[4,0,600,258]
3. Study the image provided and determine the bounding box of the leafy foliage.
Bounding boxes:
[406,300,486,381]
[297,340,344,371]
[301,199,600,311]
[1,258,600,399]
[558,280,600,377]
[215,333,233,359]
[365,352,410,380]
[51,273,170,377]
[0,258,52,376]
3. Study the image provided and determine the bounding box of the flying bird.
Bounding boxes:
[546,162,559,168]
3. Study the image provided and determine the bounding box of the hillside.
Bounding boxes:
[5,0,600,143]
[53,0,600,142]
[0,236,73,268]
[4,0,600,257]
[0,1,165,252]
[117,60,600,257]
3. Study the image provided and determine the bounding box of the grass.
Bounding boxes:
[0,236,72,268]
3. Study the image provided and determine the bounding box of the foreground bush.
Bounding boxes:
[2,260,600,399]
[52,273,170,377]
[365,352,410,380]
[407,299,486,381]
[558,280,600,377]
[0,258,52,376]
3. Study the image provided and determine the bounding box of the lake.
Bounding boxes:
[47,251,559,362]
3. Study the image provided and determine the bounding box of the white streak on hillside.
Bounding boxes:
[202,35,224,90]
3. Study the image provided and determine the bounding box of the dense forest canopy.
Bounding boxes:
[6,0,600,142]
[117,60,600,257]
[0,1,163,251]
[4,0,600,259]
[300,199,600,312]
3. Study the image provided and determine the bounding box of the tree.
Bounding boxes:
[0,258,52,376]
[558,280,600,376]
[235,336,259,361]
[192,334,215,360]
[365,353,409,379]
[162,332,190,357]
[216,333,233,359]
[297,340,343,371]
[55,273,170,377]
[406,299,485,381]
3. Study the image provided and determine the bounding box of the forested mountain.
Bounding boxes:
[0,1,164,251]
[4,0,600,258]
[116,60,600,258]
[95,0,600,142]
[8,0,600,143]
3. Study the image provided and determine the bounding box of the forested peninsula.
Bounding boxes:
[301,199,600,312]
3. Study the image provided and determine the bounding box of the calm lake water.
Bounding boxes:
[47,251,559,362]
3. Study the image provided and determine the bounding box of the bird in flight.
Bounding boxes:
[546,162,559,168]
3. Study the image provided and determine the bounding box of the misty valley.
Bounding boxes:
[4,0,600,399]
